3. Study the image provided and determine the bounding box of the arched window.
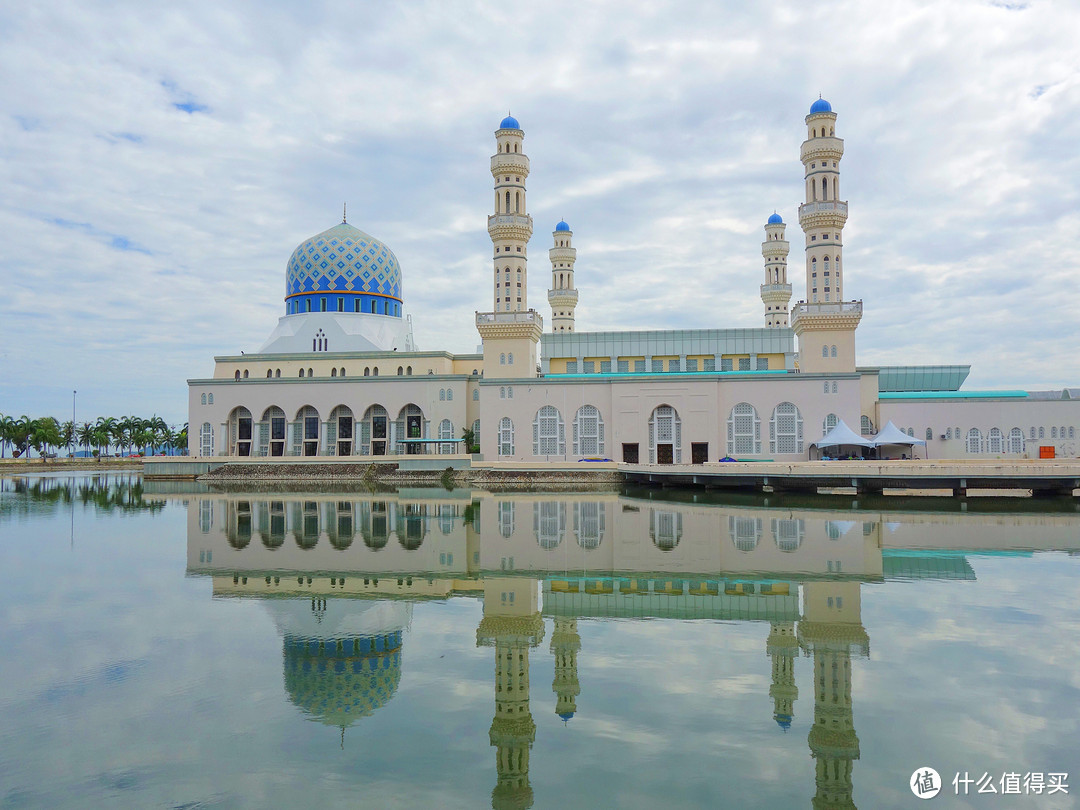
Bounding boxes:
[234,370,240,380]
[299,369,305,378]
[199,422,214,456]
[822,177,828,198]
[439,389,446,401]
[331,368,337,377]
[966,428,983,454]
[650,509,682,550]
[533,406,565,456]
[573,405,605,455]
[1070,427,1075,439]
[275,369,281,378]
[822,413,839,435]
[307,368,313,377]
[534,501,567,549]
[372,368,378,376]
[1051,426,1058,438]
[1038,426,1045,439]
[340,368,345,377]
[727,403,761,455]
[1008,428,1025,454]
[201,393,207,405]
[822,345,828,358]
[648,405,682,464]
[208,393,213,405]
[507,352,513,365]
[729,516,761,552]
[472,419,480,446]
[926,428,933,441]
[831,345,837,358]
[770,402,803,454]
[438,418,454,454]
[500,386,506,399]
[266,370,273,378]
[832,381,838,393]
[407,366,412,375]
[986,428,1003,453]
[505,190,511,211]
[500,353,506,365]
[397,366,403,376]
[498,501,514,537]
[1029,427,1035,439]
[473,389,479,401]
[773,518,805,552]
[498,417,514,456]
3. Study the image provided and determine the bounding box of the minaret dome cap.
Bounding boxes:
[767,213,784,225]
[499,115,521,130]
[555,220,571,232]
[809,98,833,114]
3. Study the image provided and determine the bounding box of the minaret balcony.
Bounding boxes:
[799,201,848,218]
[488,213,533,231]
[548,288,579,304]
[491,154,531,174]
[760,283,792,296]
[800,138,844,162]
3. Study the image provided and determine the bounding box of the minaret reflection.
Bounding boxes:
[550,618,581,722]
[799,581,869,810]
[477,578,545,810]
[766,621,799,730]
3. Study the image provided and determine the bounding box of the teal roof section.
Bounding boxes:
[543,370,784,380]
[542,327,795,359]
[874,365,970,392]
[880,390,1028,400]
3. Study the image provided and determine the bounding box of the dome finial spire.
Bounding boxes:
[342,202,347,224]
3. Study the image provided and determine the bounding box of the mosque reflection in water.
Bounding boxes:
[184,489,1075,810]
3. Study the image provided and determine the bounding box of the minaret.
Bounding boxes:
[476,115,543,381]
[760,214,792,328]
[547,221,579,333]
[798,581,869,810]
[489,115,533,314]
[477,578,545,810]
[766,621,798,730]
[790,98,862,374]
[549,618,581,721]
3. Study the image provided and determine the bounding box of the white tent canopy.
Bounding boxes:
[871,421,927,447]
[814,419,873,448]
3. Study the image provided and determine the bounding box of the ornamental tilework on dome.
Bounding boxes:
[283,631,403,727]
[286,223,402,302]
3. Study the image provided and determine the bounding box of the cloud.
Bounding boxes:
[2,0,1080,422]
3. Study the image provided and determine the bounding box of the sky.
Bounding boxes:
[2,0,1079,427]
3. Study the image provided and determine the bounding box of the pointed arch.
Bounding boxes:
[533,406,565,456]
[770,402,803,454]
[573,405,604,456]
[727,403,761,455]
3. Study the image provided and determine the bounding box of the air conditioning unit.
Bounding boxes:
[939,434,947,440]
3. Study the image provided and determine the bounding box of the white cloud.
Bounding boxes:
[3,0,1080,422]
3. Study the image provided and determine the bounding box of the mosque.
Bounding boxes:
[187,101,1080,462]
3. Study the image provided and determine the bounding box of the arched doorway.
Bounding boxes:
[228,407,253,456]
[330,405,354,457]
[261,406,286,457]
[649,405,681,464]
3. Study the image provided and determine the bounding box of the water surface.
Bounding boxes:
[1,474,1077,809]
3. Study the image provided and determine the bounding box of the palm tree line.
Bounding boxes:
[0,413,188,460]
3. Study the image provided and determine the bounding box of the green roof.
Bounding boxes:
[880,390,1028,400]
[873,365,970,392]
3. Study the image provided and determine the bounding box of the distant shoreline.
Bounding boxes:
[0,458,144,476]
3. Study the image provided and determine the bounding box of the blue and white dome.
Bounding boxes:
[809,98,833,114]
[767,213,784,225]
[555,220,571,232]
[499,115,520,130]
[285,222,403,318]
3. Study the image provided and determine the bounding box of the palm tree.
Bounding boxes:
[175,423,189,455]
[12,416,34,459]
[95,417,117,457]
[77,422,94,457]
[0,413,14,458]
[31,417,62,461]
[60,420,75,457]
